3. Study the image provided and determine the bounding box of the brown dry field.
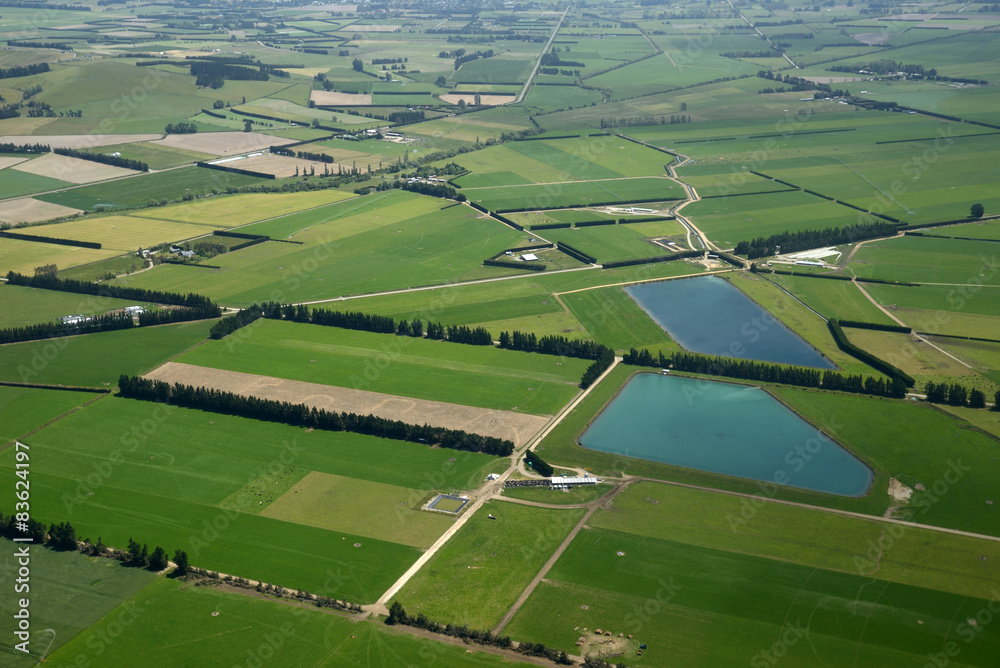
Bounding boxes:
[152,132,296,156]
[12,153,140,184]
[222,153,340,178]
[310,90,373,106]
[0,134,161,149]
[146,362,549,446]
[0,197,82,224]
[0,157,28,170]
[439,94,516,107]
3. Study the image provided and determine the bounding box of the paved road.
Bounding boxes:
[514,6,569,104]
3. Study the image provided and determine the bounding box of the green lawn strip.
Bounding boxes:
[560,285,679,353]
[848,235,996,285]
[394,500,586,630]
[501,483,613,505]
[767,273,896,324]
[0,386,97,444]
[863,283,1000,319]
[175,319,588,415]
[47,577,540,668]
[0,320,215,387]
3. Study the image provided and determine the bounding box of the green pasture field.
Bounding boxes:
[505,526,1000,666]
[36,167,270,212]
[0,283,154,329]
[131,190,357,227]
[13,215,215,252]
[502,483,612,505]
[464,178,684,212]
[261,471,454,548]
[848,235,997,284]
[728,273,864,373]
[394,500,585,630]
[845,328,991,388]
[683,190,879,249]
[920,220,1000,241]
[925,336,1000,387]
[539,223,682,264]
[109,194,526,305]
[508,209,618,227]
[891,308,1000,340]
[89,141,215,170]
[767,273,896,324]
[0,168,72,199]
[47,578,539,668]
[0,319,214,387]
[863,283,1000,318]
[452,56,533,84]
[0,235,119,275]
[524,84,603,111]
[0,538,157,667]
[560,284,682,353]
[0,386,94,444]
[57,253,147,282]
[407,114,532,143]
[176,319,588,415]
[589,481,1000,598]
[938,402,1000,441]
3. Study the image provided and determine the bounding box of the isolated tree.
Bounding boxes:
[47,521,76,551]
[213,100,225,109]
[148,546,169,571]
[474,93,481,106]
[457,99,466,109]
[352,58,364,72]
[435,75,447,86]
[969,388,987,409]
[386,601,407,625]
[970,203,985,218]
[174,549,189,575]
[243,119,253,133]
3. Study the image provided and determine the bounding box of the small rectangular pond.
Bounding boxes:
[626,276,835,369]
[580,373,873,496]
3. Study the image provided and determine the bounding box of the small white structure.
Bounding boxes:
[520,253,539,262]
[549,476,600,488]
[125,306,144,315]
[486,473,501,481]
[60,314,88,325]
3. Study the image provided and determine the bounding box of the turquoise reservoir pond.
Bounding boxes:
[626,276,835,369]
[580,373,873,496]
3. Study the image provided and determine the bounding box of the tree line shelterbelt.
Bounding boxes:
[210,302,616,389]
[117,375,515,456]
[623,348,909,398]
[735,221,900,259]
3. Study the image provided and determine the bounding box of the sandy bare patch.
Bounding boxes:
[0,134,161,150]
[852,32,891,46]
[146,363,549,446]
[0,157,28,170]
[151,132,296,156]
[12,153,141,184]
[884,477,914,519]
[439,94,516,107]
[0,198,82,224]
[211,153,339,178]
[310,90,373,106]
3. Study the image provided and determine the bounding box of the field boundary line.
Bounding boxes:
[0,391,108,453]
[552,268,731,297]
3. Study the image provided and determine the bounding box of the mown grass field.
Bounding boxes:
[394,500,585,630]
[539,223,683,264]
[501,483,612,505]
[845,328,993,390]
[767,273,896,324]
[176,319,588,415]
[0,235,117,275]
[13,215,215,252]
[47,577,539,668]
[849,235,997,284]
[0,319,214,387]
[0,396,500,600]
[109,192,526,305]
[56,253,148,282]
[0,538,157,667]
[130,190,357,227]
[0,385,95,443]
[920,220,1000,241]
[261,471,455,548]
[560,285,682,353]
[0,167,72,199]
[463,177,684,212]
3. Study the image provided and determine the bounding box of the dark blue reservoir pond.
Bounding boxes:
[580,373,873,497]
[625,276,835,369]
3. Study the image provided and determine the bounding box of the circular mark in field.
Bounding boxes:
[211,612,220,617]
[354,543,362,548]
[581,605,589,610]
[617,551,626,557]
[987,500,994,505]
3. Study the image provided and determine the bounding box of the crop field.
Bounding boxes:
[560,285,683,353]
[767,273,896,324]
[0,197,81,225]
[0,319,214,387]
[13,215,215,251]
[261,471,454,548]
[55,253,148,282]
[683,190,880,248]
[920,220,1000,241]
[47,577,539,668]
[849,235,997,284]
[36,167,270,212]
[463,178,684,212]
[508,209,619,227]
[0,235,118,275]
[175,319,589,415]
[394,500,585,630]
[0,283,154,328]
[0,167,73,199]
[0,386,95,444]
[925,336,1000,386]
[0,538,157,667]
[110,194,527,305]
[539,223,685,264]
[505,491,1000,665]
[845,327,987,386]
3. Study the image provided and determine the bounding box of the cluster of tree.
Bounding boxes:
[118,375,515,456]
[580,347,615,389]
[0,62,50,79]
[0,0,89,9]
[371,57,405,65]
[827,320,915,387]
[444,324,492,346]
[209,305,263,339]
[164,122,198,134]
[623,348,907,398]
[924,381,989,409]
[0,141,49,153]
[524,449,554,477]
[125,538,170,571]
[539,67,581,76]
[192,240,228,258]
[734,221,899,259]
[499,331,609,360]
[302,47,327,55]
[285,304,397,333]
[401,180,465,201]
[387,110,424,123]
[557,241,597,265]
[7,40,73,51]
[6,271,218,309]
[190,61,268,88]
[138,304,221,327]
[53,147,148,172]
[296,149,334,163]
[454,49,495,69]
[386,602,574,665]
[540,52,585,69]
[0,311,134,345]
[831,60,933,76]
[724,50,777,59]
